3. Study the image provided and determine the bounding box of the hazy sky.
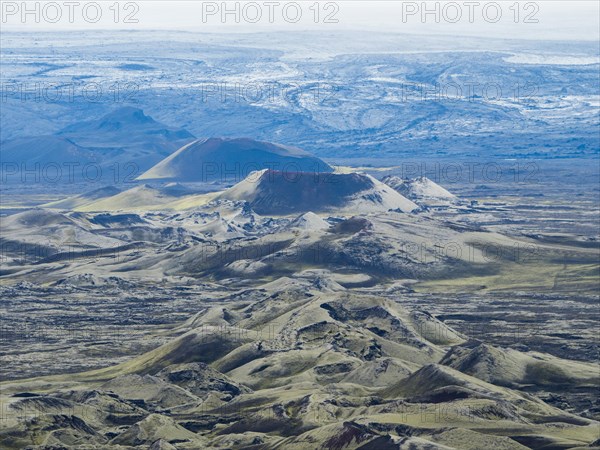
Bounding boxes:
[2,1,599,41]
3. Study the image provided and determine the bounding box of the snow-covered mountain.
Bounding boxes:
[2,31,598,161]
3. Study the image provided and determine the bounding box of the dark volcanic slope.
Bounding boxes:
[218,169,418,214]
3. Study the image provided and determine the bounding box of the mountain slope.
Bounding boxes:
[2,284,597,449]
[43,186,122,210]
[78,184,193,212]
[382,176,456,203]
[0,209,124,265]
[218,169,418,214]
[441,342,600,388]
[137,137,333,182]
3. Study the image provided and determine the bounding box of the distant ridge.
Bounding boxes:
[59,107,159,133]
[1,108,195,179]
